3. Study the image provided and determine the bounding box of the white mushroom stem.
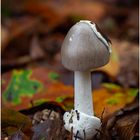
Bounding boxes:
[74,71,94,116]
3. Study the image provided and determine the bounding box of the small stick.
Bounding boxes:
[75,131,79,140]
[100,107,105,122]
[30,100,34,107]
[71,127,73,140]
[48,110,52,118]
[83,129,86,140]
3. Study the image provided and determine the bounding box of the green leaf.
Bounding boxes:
[102,83,121,91]
[33,99,47,106]
[128,88,138,97]
[48,72,59,80]
[106,98,120,105]
[3,70,43,105]
[55,97,65,103]
[111,50,119,61]
[105,93,123,105]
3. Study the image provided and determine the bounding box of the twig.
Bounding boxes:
[83,129,86,140]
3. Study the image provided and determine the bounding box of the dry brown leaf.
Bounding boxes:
[32,119,64,140]
[1,26,10,51]
[97,38,138,81]
[2,17,39,53]
[23,1,64,32]
[97,46,120,78]
[2,108,32,133]
[47,0,107,22]
[30,35,45,60]
[93,86,138,118]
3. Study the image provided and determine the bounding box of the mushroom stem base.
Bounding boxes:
[74,71,93,116]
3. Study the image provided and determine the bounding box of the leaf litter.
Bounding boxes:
[1,0,139,139]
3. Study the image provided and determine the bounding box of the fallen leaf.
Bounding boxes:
[93,83,138,117]
[2,108,32,132]
[97,101,138,140]
[1,26,10,51]
[102,83,121,91]
[23,1,63,32]
[32,119,64,140]
[49,0,107,22]
[30,35,45,60]
[2,67,73,110]
[97,45,120,78]
[48,72,59,81]
[9,130,29,140]
[2,17,39,50]
[115,113,138,140]
[112,39,139,87]
[3,70,43,105]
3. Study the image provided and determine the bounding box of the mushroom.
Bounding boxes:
[61,20,112,139]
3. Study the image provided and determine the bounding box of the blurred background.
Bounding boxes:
[1,0,139,139]
[1,0,139,140]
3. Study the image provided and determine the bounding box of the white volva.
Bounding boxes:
[63,110,101,139]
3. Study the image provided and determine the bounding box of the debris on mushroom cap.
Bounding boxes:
[61,20,112,71]
[63,110,101,139]
[79,20,112,53]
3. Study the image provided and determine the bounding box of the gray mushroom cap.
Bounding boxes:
[61,20,111,71]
